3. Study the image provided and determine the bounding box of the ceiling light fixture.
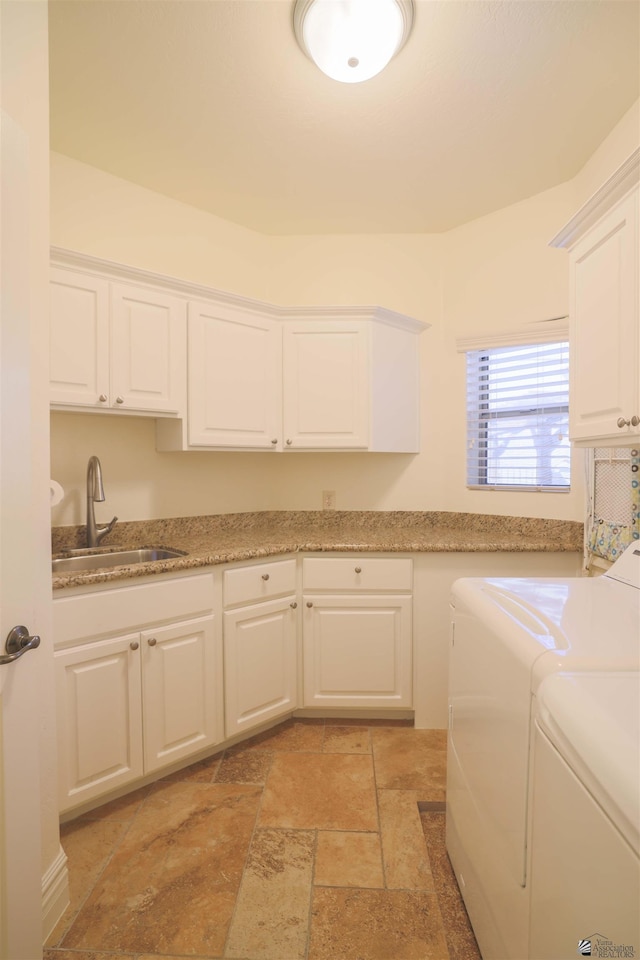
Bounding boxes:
[293,0,414,84]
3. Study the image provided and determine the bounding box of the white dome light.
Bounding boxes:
[293,0,414,84]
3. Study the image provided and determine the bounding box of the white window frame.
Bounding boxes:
[458,330,570,493]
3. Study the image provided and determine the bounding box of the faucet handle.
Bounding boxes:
[95,516,118,546]
[105,516,118,535]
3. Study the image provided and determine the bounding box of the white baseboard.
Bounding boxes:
[41,844,69,942]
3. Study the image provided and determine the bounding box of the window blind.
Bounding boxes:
[466,341,570,491]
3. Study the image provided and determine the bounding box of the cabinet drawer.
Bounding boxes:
[223,559,296,607]
[302,557,412,592]
[53,572,215,647]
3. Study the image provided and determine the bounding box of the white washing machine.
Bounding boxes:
[446,541,640,960]
[529,671,639,960]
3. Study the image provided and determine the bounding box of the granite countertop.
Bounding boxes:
[51,510,584,591]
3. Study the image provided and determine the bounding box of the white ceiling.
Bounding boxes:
[48,0,640,236]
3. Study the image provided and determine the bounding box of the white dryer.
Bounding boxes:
[446,541,640,960]
[529,671,639,960]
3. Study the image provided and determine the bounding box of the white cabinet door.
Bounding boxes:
[55,633,143,812]
[50,267,110,407]
[187,302,281,448]
[110,282,186,414]
[141,615,218,773]
[50,271,187,416]
[282,321,369,449]
[224,596,297,736]
[569,187,639,444]
[303,595,412,708]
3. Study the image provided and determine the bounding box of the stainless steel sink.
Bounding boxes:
[52,546,187,574]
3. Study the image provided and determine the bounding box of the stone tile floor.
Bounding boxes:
[44,719,481,960]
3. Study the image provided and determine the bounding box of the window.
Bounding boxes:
[466,341,570,491]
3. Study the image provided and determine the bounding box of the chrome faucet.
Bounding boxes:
[86,455,118,548]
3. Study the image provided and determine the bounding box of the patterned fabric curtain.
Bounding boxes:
[633,447,640,539]
[587,447,640,566]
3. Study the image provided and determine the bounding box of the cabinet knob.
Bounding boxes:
[148,637,157,646]
[115,396,124,405]
[286,439,292,446]
[262,573,270,581]
[355,566,362,574]
[130,640,139,650]
[618,417,631,428]
[632,415,640,427]
[290,601,298,609]
[306,601,313,608]
[99,394,108,403]
[271,438,278,445]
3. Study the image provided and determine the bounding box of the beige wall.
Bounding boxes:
[50,152,276,301]
[50,99,639,525]
[439,179,585,522]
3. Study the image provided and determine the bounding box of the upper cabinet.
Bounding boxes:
[50,257,187,417]
[181,300,282,449]
[281,320,369,450]
[50,267,110,408]
[109,282,186,415]
[157,304,427,455]
[551,151,639,446]
[281,314,423,451]
[50,249,428,452]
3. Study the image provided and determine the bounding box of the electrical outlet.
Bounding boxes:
[322,490,336,510]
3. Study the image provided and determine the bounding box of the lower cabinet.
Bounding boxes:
[54,554,415,813]
[302,557,413,709]
[140,617,217,772]
[54,572,219,813]
[55,632,144,811]
[56,614,217,812]
[223,558,298,736]
[224,597,297,736]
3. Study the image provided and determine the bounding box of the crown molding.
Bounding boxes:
[550,148,639,249]
[50,246,429,334]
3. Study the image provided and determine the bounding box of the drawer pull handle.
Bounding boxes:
[115,396,124,404]
[99,394,108,403]
[130,640,139,651]
[148,637,157,646]
[286,439,292,445]
[355,566,362,574]
[262,573,270,581]
[271,438,278,445]
[306,601,313,608]
[290,601,298,609]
